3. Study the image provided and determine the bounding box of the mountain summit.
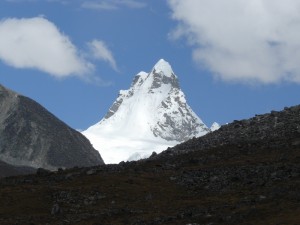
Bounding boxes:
[83,59,211,163]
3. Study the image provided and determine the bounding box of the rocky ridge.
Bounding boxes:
[162,105,300,156]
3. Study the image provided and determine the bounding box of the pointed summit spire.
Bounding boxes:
[149,59,179,89]
[153,59,174,77]
[83,59,210,163]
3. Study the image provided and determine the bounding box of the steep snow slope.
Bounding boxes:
[83,59,210,163]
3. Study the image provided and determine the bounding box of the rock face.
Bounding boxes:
[83,59,210,163]
[0,84,104,170]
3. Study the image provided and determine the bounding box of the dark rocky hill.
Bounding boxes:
[161,104,300,156]
[0,105,299,224]
[0,159,36,178]
[0,84,104,170]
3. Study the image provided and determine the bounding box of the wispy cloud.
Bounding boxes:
[46,0,70,4]
[5,0,146,10]
[82,1,118,10]
[5,0,37,2]
[87,40,118,71]
[82,0,147,11]
[5,0,70,5]
[168,0,300,84]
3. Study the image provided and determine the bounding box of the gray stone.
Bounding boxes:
[51,203,61,215]
[0,84,104,170]
[86,169,97,175]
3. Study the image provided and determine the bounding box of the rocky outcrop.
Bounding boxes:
[164,105,300,155]
[0,84,104,170]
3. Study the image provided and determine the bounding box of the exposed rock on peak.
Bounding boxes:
[152,58,175,77]
[150,59,179,90]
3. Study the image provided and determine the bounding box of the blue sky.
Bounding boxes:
[0,0,300,130]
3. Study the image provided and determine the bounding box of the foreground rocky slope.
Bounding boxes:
[0,84,104,170]
[0,105,299,224]
[162,104,300,155]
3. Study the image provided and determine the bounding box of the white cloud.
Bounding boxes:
[82,0,147,10]
[168,0,300,84]
[0,17,93,78]
[87,39,118,71]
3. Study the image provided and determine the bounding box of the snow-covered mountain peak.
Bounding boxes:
[152,59,175,78]
[146,59,179,91]
[83,59,210,164]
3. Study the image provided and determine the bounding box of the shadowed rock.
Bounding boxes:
[0,84,104,170]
